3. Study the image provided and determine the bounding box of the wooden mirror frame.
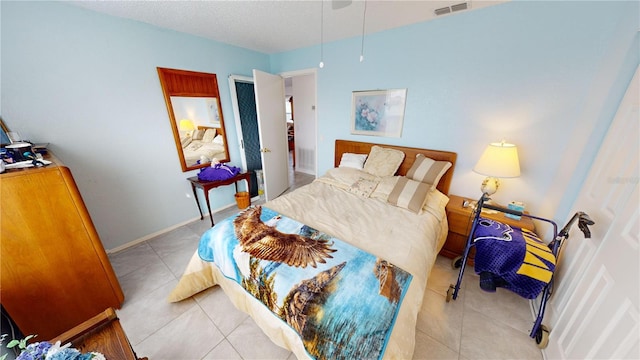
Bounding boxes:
[157,67,231,172]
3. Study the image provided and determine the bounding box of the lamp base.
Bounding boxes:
[477,192,499,214]
[480,177,500,196]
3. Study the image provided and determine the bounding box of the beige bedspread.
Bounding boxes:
[168,168,449,359]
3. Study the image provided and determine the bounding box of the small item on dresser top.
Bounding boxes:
[3,151,51,169]
[5,142,34,162]
[2,142,51,169]
[506,201,525,220]
[197,163,241,181]
[32,143,49,155]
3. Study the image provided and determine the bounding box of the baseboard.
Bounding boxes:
[107,202,237,254]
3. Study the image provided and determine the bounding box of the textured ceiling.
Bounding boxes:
[66,0,508,54]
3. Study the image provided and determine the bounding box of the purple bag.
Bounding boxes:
[198,163,241,181]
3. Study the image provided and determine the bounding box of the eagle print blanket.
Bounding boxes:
[198,206,412,360]
[473,218,556,299]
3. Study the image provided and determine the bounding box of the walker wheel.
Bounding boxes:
[446,284,455,302]
[535,324,550,349]
[451,256,463,269]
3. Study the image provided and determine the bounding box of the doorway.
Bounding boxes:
[229,69,317,198]
[283,72,317,176]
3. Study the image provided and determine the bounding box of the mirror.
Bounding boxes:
[157,67,230,172]
[0,119,11,146]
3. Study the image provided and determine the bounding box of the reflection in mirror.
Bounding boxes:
[157,67,230,172]
[171,96,227,168]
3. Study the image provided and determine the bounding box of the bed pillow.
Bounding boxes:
[212,134,224,145]
[181,136,192,148]
[346,177,379,198]
[339,153,368,170]
[387,176,430,214]
[370,176,399,201]
[192,129,206,140]
[363,146,405,177]
[406,154,452,191]
[422,189,450,219]
[202,128,217,142]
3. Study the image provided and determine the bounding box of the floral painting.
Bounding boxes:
[351,89,407,138]
[206,98,221,126]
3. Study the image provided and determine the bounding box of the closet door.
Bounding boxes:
[544,67,639,359]
[230,76,262,197]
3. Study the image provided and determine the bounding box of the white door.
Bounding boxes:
[544,67,639,359]
[253,69,290,201]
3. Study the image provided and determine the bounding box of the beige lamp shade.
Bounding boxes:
[473,142,520,196]
[179,119,195,131]
[474,142,521,178]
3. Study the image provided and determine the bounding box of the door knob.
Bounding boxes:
[260,148,271,153]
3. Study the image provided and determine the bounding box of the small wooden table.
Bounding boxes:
[188,172,251,227]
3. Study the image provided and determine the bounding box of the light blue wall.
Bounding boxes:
[2,1,638,250]
[272,1,639,226]
[1,1,270,250]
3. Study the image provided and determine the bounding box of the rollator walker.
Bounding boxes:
[445,193,594,348]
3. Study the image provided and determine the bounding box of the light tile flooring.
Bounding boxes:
[109,171,544,360]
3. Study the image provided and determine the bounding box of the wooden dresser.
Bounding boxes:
[0,155,124,339]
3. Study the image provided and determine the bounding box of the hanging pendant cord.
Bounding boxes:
[319,0,325,68]
[360,0,367,62]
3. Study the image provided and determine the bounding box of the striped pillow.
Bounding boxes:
[406,154,452,190]
[387,177,430,213]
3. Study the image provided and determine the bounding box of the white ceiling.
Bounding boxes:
[66,0,508,54]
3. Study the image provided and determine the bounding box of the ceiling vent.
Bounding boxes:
[434,6,451,16]
[435,2,470,16]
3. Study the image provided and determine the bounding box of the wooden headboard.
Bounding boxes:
[334,140,457,195]
[197,125,217,135]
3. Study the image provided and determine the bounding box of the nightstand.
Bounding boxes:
[441,194,536,264]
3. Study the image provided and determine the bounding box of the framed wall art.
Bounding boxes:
[351,89,407,138]
[206,98,221,126]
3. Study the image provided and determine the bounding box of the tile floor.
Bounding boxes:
[109,171,544,360]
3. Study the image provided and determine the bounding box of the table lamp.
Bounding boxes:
[179,119,195,132]
[473,141,520,196]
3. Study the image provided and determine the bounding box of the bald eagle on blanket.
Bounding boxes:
[233,206,337,268]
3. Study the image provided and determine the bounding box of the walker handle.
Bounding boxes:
[559,211,594,239]
[577,212,594,238]
[482,203,523,217]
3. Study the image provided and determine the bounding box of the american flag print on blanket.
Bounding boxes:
[198,206,412,360]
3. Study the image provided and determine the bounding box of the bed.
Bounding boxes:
[168,139,457,359]
[181,126,227,166]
